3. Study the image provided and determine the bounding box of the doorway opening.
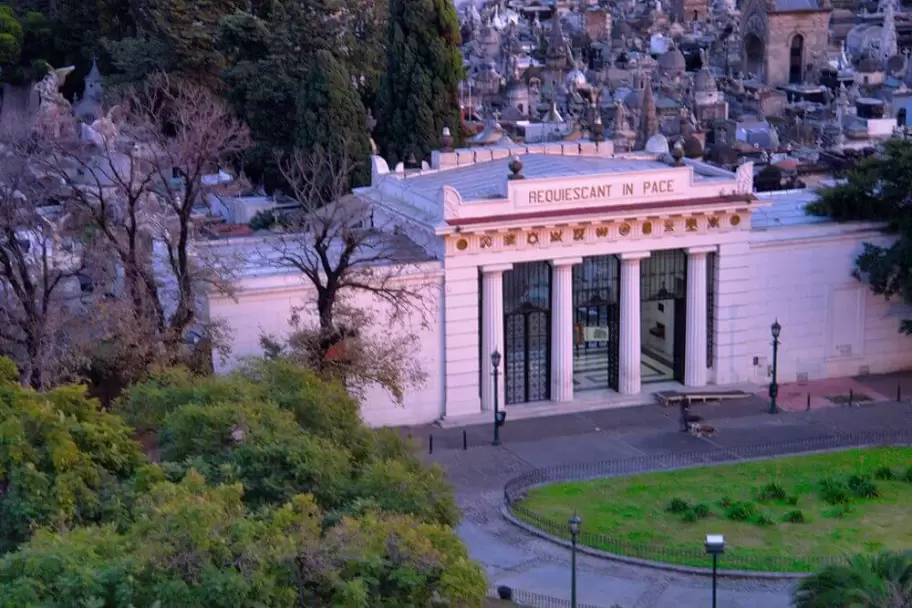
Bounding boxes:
[640,250,687,383]
[572,255,620,392]
[744,33,765,79]
[789,34,804,84]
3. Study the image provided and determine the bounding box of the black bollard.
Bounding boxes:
[463,429,467,451]
[429,434,433,454]
[806,393,811,412]
[849,389,854,407]
[898,384,902,402]
[679,400,690,432]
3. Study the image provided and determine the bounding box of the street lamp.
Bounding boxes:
[491,350,505,445]
[569,514,582,608]
[704,534,725,608]
[769,319,781,414]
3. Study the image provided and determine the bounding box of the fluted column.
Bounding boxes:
[481,263,512,411]
[619,252,649,395]
[685,247,714,387]
[551,257,582,403]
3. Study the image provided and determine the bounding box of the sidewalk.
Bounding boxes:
[400,371,912,452]
[424,395,912,608]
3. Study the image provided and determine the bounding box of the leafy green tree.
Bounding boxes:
[808,138,912,333]
[0,6,24,67]
[792,551,912,608]
[0,370,145,553]
[0,472,486,607]
[375,0,463,166]
[218,10,371,188]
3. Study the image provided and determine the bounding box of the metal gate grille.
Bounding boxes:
[707,251,716,369]
[504,262,552,405]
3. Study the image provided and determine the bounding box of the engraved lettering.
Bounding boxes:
[525,179,676,205]
[623,183,634,196]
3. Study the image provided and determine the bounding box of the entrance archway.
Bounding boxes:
[744,33,765,79]
[789,34,804,84]
[640,249,688,383]
[572,255,620,392]
[898,108,907,127]
[503,261,552,404]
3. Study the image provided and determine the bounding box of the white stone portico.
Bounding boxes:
[362,141,759,418]
[209,141,912,427]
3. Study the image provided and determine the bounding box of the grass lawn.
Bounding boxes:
[516,447,912,572]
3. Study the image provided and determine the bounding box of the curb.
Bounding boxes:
[501,506,808,580]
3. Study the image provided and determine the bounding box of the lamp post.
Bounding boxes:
[704,534,725,608]
[569,514,581,608]
[769,319,781,414]
[491,350,502,446]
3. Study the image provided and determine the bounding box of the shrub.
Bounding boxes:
[873,466,895,480]
[819,477,852,505]
[753,512,774,526]
[682,509,699,522]
[758,482,787,501]
[718,495,733,508]
[248,209,276,230]
[847,475,880,499]
[693,503,711,519]
[823,503,854,519]
[668,498,690,514]
[783,510,806,523]
[786,495,799,506]
[904,467,912,483]
[725,501,757,521]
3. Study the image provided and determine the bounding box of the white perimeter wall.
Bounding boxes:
[207,267,445,428]
[744,227,912,384]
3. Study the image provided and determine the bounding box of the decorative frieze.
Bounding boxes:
[446,210,750,256]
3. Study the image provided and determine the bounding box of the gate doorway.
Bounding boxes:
[789,35,804,84]
[504,261,552,404]
[640,249,687,383]
[572,255,620,391]
[744,33,765,80]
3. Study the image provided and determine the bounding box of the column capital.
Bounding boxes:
[480,263,513,275]
[620,251,651,262]
[686,245,718,255]
[550,256,583,268]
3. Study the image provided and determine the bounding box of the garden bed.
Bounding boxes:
[514,447,912,572]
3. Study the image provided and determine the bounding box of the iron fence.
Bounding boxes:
[503,429,912,573]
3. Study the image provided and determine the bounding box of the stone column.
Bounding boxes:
[550,257,582,402]
[481,263,512,411]
[619,252,649,395]
[685,247,715,387]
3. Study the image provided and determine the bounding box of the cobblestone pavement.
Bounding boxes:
[423,399,912,608]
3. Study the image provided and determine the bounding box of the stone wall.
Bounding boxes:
[765,11,831,86]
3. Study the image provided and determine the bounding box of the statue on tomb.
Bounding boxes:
[33,64,76,139]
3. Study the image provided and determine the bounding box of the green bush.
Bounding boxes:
[758,482,787,501]
[753,512,775,526]
[783,510,806,523]
[904,467,912,483]
[682,509,699,522]
[819,477,853,505]
[718,495,733,508]
[873,466,895,481]
[692,503,711,519]
[847,475,880,499]
[786,495,799,506]
[725,501,757,521]
[823,502,854,519]
[667,498,690,514]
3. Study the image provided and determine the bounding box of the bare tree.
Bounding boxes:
[0,121,90,389]
[256,143,434,403]
[40,73,251,379]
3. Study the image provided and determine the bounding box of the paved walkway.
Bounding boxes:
[421,389,912,608]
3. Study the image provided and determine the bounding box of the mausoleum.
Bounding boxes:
[208,141,912,427]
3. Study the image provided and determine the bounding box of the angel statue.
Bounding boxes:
[33,64,77,139]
